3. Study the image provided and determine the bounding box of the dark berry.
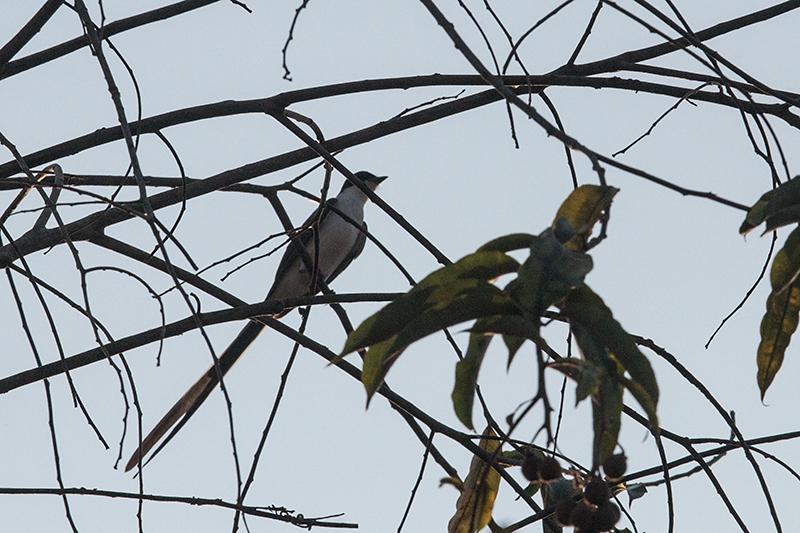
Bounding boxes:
[538,456,562,482]
[569,500,595,531]
[521,455,542,482]
[594,500,621,531]
[583,477,611,505]
[602,453,627,481]
[555,497,577,526]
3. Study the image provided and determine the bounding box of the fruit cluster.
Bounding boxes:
[523,452,628,532]
[554,479,620,532]
[521,454,563,483]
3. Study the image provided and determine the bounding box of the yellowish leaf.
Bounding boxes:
[448,428,501,533]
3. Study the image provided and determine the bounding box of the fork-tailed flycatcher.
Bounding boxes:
[125,171,387,471]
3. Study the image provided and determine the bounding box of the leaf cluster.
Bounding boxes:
[339,185,659,478]
[741,176,800,398]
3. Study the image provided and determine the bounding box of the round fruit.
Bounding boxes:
[569,500,595,531]
[583,477,611,505]
[555,497,577,526]
[602,453,627,481]
[538,456,562,482]
[594,500,621,531]
[521,455,542,482]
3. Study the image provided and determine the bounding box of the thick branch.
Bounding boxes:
[0,0,221,80]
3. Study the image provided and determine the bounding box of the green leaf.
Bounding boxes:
[752,224,800,399]
[361,283,520,403]
[591,367,624,468]
[575,360,604,405]
[740,193,771,235]
[467,314,541,368]
[740,176,800,235]
[592,407,622,470]
[565,325,623,467]
[477,233,535,253]
[765,206,800,233]
[453,326,494,429]
[502,335,526,368]
[617,374,658,427]
[548,353,604,406]
[757,281,800,399]
[468,312,541,338]
[448,427,501,533]
[554,184,619,251]
[360,337,396,405]
[341,251,520,357]
[512,228,593,317]
[571,323,616,370]
[549,356,624,466]
[389,285,516,351]
[770,226,800,294]
[627,483,648,505]
[561,285,659,422]
[523,481,542,498]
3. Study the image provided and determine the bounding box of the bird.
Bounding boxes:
[125,170,387,472]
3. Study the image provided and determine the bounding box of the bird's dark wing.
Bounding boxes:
[266,198,336,299]
[268,205,324,290]
[326,220,367,284]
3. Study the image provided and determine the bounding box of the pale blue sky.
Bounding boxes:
[1,1,799,532]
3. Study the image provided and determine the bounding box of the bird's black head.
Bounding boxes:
[341,171,388,193]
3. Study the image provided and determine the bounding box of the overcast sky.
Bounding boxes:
[2,1,800,532]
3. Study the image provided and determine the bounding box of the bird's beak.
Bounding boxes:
[368,175,388,191]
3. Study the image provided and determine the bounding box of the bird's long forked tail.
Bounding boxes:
[125,320,267,472]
